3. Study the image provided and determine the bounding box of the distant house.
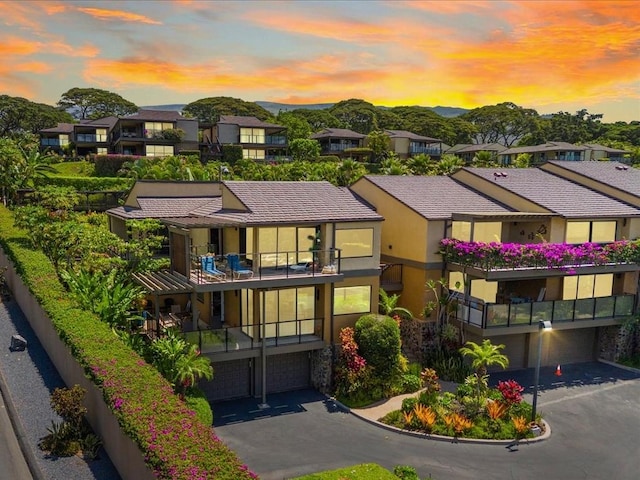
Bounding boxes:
[499,142,588,165]
[382,130,442,159]
[111,110,198,157]
[445,143,508,164]
[582,144,630,162]
[202,115,288,161]
[310,128,366,158]
[39,123,74,154]
[73,116,118,156]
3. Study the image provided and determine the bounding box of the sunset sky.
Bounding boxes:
[1,0,638,122]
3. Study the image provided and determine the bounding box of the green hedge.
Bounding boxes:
[0,207,256,480]
[221,145,243,164]
[38,176,134,192]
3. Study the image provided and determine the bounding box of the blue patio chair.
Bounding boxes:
[200,255,226,281]
[226,253,254,279]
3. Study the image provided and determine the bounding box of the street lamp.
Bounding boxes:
[531,320,552,423]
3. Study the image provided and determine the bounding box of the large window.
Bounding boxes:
[241,287,315,338]
[146,145,174,157]
[335,228,373,258]
[333,286,371,315]
[563,274,613,299]
[240,128,265,144]
[242,149,265,160]
[566,221,616,244]
[144,122,173,139]
[246,226,316,266]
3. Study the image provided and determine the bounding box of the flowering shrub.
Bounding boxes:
[334,327,368,398]
[498,379,524,405]
[440,238,640,271]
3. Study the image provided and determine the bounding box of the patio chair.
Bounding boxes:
[200,255,226,281]
[226,253,254,279]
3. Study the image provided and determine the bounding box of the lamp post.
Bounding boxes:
[531,320,552,423]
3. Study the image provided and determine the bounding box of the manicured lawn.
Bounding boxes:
[291,463,399,479]
[51,161,95,176]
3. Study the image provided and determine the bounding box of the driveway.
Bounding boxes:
[213,361,640,480]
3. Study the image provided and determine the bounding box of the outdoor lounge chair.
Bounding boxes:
[200,255,226,281]
[226,253,254,279]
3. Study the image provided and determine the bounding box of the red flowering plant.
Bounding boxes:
[334,327,368,399]
[497,379,524,406]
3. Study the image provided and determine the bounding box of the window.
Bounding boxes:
[240,128,265,144]
[563,274,613,299]
[242,149,265,160]
[333,286,371,315]
[241,287,315,338]
[246,226,315,266]
[144,122,173,139]
[566,221,616,244]
[335,229,373,258]
[452,221,471,241]
[146,145,173,157]
[97,147,107,155]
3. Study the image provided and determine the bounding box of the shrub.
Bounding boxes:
[38,176,134,191]
[498,379,524,405]
[222,144,243,164]
[94,154,139,177]
[393,465,420,480]
[401,373,422,393]
[354,314,401,382]
[317,155,341,163]
[185,388,214,426]
[401,397,418,414]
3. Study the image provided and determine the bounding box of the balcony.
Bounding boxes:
[455,294,635,329]
[187,249,342,288]
[380,263,403,291]
[409,145,441,155]
[182,318,324,354]
[440,238,640,280]
[76,133,108,143]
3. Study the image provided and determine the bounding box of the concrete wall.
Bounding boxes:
[0,248,154,480]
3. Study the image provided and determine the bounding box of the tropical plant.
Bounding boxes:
[413,404,437,431]
[459,339,509,376]
[378,288,413,319]
[497,379,525,405]
[486,399,509,420]
[334,327,368,398]
[354,314,402,386]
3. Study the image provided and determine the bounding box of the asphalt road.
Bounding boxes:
[213,362,640,480]
[0,387,32,480]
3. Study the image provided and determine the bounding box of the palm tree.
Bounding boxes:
[459,339,509,376]
[174,344,214,396]
[379,288,413,319]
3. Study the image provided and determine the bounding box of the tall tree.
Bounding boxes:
[548,109,605,144]
[461,102,539,147]
[0,95,73,136]
[57,87,138,120]
[276,111,312,140]
[183,96,272,123]
[329,99,379,134]
[286,108,342,132]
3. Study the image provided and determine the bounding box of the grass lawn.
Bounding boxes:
[51,161,95,176]
[291,463,399,479]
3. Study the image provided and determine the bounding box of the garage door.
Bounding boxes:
[266,352,311,394]
[201,358,252,402]
[544,328,596,366]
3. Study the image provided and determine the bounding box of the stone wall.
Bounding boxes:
[311,345,334,394]
[399,317,439,362]
[599,322,640,361]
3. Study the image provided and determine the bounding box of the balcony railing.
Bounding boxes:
[182,318,323,353]
[329,142,360,151]
[380,263,403,289]
[409,145,441,155]
[455,294,635,329]
[76,133,108,143]
[188,249,341,284]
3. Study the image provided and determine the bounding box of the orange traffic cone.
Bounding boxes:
[555,364,562,376]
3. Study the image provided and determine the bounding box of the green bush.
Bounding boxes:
[401,374,422,393]
[393,465,420,480]
[94,154,139,177]
[317,155,340,163]
[401,397,418,414]
[354,314,401,381]
[0,207,255,479]
[185,388,214,426]
[292,463,399,479]
[178,149,201,159]
[221,145,243,164]
[37,176,134,192]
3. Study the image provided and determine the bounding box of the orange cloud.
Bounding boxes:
[0,35,98,58]
[76,7,162,25]
[0,1,43,31]
[394,0,495,14]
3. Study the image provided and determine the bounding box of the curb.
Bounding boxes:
[597,358,640,375]
[0,327,47,480]
[333,396,552,445]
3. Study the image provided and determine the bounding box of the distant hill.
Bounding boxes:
[142,102,470,118]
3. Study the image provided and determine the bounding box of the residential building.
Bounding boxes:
[111,110,198,157]
[445,143,508,164]
[499,142,588,165]
[107,180,382,401]
[39,123,74,154]
[73,116,118,156]
[581,144,630,162]
[382,130,443,159]
[201,115,288,160]
[352,168,640,369]
[311,128,366,157]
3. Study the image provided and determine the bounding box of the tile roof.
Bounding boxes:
[311,128,366,140]
[545,161,640,199]
[582,144,630,154]
[77,116,119,128]
[219,181,382,224]
[385,130,441,142]
[122,109,194,122]
[40,123,74,133]
[500,142,588,155]
[217,115,284,129]
[361,175,513,220]
[108,197,219,219]
[447,143,508,154]
[459,167,640,218]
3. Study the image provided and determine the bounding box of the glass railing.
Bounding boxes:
[76,134,108,142]
[188,248,341,284]
[457,294,635,328]
[183,318,323,353]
